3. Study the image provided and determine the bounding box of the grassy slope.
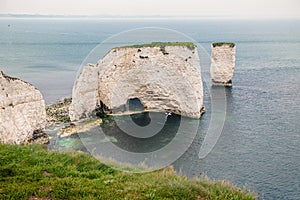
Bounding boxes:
[0,144,255,200]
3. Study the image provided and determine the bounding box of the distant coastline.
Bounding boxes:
[1,14,299,20]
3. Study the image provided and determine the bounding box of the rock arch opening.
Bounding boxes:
[126,98,150,127]
[126,98,145,112]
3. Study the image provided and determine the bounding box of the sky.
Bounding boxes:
[0,0,299,18]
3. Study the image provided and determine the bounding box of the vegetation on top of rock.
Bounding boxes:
[117,42,196,50]
[0,144,256,200]
[212,42,236,48]
[46,98,71,124]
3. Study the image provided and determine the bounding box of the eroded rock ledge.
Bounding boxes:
[0,71,47,144]
[70,42,204,121]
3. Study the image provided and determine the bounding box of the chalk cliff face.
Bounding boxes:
[70,45,204,121]
[210,43,236,86]
[0,71,47,144]
[69,64,99,121]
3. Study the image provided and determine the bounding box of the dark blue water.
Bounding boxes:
[0,18,299,199]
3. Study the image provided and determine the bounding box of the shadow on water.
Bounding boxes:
[100,112,181,153]
[127,98,151,127]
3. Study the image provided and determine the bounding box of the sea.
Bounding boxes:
[0,18,299,199]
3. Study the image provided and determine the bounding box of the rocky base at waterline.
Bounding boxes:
[0,71,47,145]
[212,80,233,87]
[46,98,72,125]
[25,129,49,145]
[45,98,102,138]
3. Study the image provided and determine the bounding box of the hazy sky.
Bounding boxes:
[0,0,299,18]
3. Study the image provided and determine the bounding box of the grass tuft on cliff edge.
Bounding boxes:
[212,42,236,48]
[118,42,196,50]
[0,144,255,200]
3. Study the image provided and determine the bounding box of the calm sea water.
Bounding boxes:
[0,18,299,199]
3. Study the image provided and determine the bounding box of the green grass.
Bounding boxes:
[212,42,236,48]
[0,144,256,200]
[117,42,196,50]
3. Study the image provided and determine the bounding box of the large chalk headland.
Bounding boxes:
[70,42,204,121]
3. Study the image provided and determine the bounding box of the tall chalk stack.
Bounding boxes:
[210,42,236,87]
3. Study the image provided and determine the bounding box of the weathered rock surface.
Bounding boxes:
[69,64,99,121]
[210,43,236,86]
[0,71,47,144]
[70,45,204,120]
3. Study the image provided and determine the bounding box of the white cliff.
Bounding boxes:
[69,64,99,121]
[70,43,204,121]
[0,71,47,144]
[210,43,236,86]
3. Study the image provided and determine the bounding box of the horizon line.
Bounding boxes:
[0,13,299,20]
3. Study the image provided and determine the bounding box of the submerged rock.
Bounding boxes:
[210,42,236,86]
[58,118,102,138]
[0,71,47,144]
[70,43,204,121]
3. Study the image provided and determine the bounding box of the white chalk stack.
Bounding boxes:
[210,42,236,87]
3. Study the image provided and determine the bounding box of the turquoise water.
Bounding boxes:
[1,18,300,199]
